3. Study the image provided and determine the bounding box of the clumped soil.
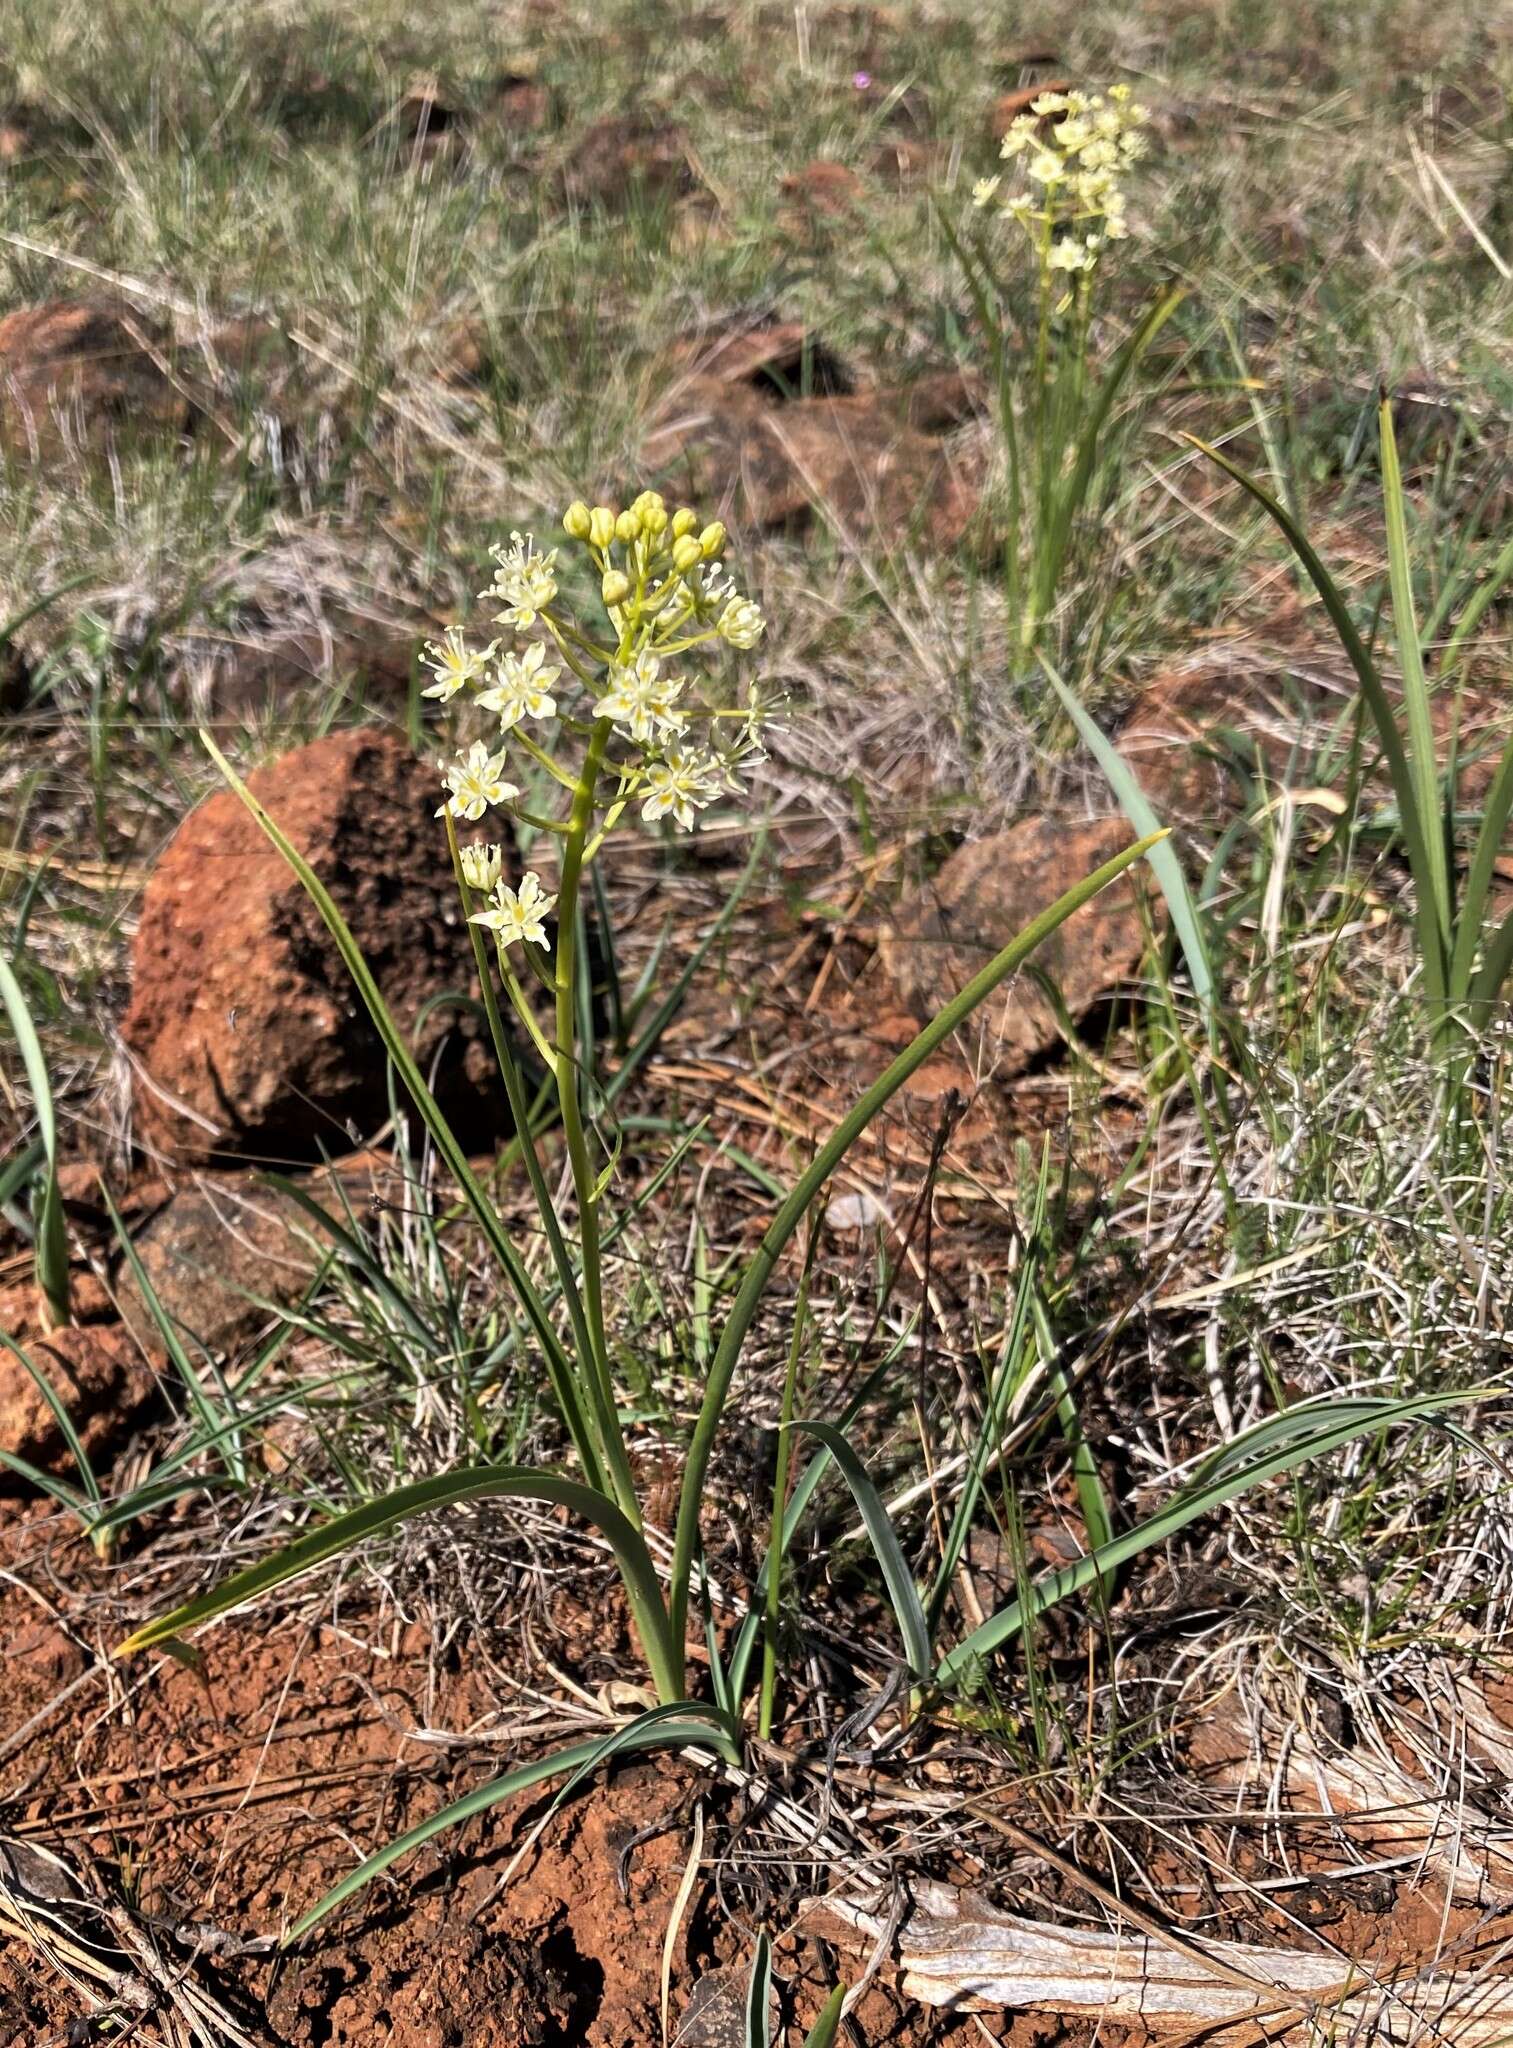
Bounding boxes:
[5,1498,1513,2048]
[0,1505,996,2047]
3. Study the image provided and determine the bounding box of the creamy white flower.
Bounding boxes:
[999,117,1036,158]
[421,628,496,701]
[973,174,1002,207]
[1048,236,1092,272]
[459,842,505,892]
[717,594,765,649]
[600,650,687,743]
[1030,91,1069,115]
[1027,149,1065,185]
[640,747,721,831]
[478,639,560,729]
[436,741,519,822]
[485,531,558,630]
[469,870,556,949]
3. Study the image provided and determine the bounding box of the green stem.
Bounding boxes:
[555,719,641,1531]
[447,821,607,1481]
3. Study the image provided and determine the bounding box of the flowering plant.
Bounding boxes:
[942,84,1179,672]
[126,488,1163,1939]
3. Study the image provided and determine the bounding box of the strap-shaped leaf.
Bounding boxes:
[199,733,603,1488]
[801,1986,847,2048]
[1379,396,1452,952]
[1185,435,1448,1006]
[286,1701,736,1941]
[0,951,69,1326]
[937,1388,1483,1687]
[791,1421,932,1679]
[115,1461,682,1705]
[746,1931,773,2048]
[1041,658,1214,1018]
[1450,725,1513,1006]
[668,829,1168,1652]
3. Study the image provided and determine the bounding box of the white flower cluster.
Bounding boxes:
[974,84,1148,278]
[425,493,773,947]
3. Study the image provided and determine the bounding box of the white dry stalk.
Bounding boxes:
[811,1879,1513,2040]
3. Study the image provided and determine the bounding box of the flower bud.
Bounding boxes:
[562,500,592,541]
[460,842,504,893]
[641,500,670,536]
[698,521,726,558]
[632,489,666,522]
[588,506,617,549]
[671,535,702,573]
[615,508,642,543]
[601,569,632,607]
[671,507,698,539]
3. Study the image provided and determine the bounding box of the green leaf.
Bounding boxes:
[285,1702,735,1942]
[102,1184,240,1474]
[791,1420,932,1678]
[0,1331,99,1503]
[0,950,69,1326]
[936,1389,1484,1687]
[116,1461,683,1706]
[1379,396,1452,953]
[1186,433,1448,1008]
[1040,285,1186,613]
[198,732,603,1487]
[1449,725,1513,1010]
[801,1986,847,2048]
[746,1932,773,2048]
[1040,659,1214,1021]
[669,828,1169,1651]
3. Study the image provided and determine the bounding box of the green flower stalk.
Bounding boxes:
[944,84,1179,677]
[428,491,773,1532]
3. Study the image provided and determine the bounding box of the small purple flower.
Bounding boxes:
[852,71,872,90]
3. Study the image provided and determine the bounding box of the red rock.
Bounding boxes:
[648,380,982,551]
[878,816,1156,1071]
[0,1323,159,1475]
[121,728,510,1166]
[114,1154,407,1356]
[0,299,193,456]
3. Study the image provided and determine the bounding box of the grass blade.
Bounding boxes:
[746,1931,773,2048]
[791,1420,932,1678]
[1041,285,1186,608]
[103,1184,242,1475]
[936,1389,1483,1687]
[0,950,69,1325]
[198,731,603,1487]
[115,1461,682,1705]
[286,1702,734,1942]
[1041,658,1213,1019]
[0,1331,100,1507]
[1450,726,1513,1005]
[1185,433,1448,1006]
[1379,395,1452,953]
